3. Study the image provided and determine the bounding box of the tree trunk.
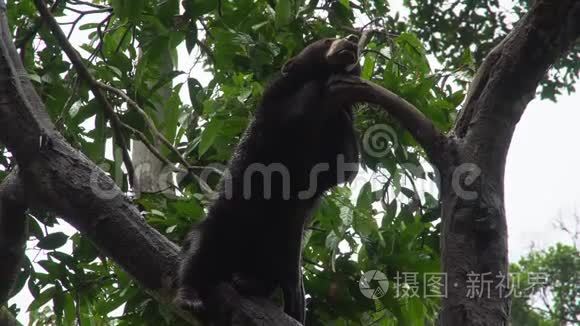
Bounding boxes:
[0,172,26,305]
[438,1,580,324]
[132,48,175,196]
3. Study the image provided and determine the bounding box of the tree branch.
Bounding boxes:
[0,172,26,305]
[33,0,135,187]
[327,76,448,165]
[438,0,580,324]
[0,1,194,323]
[455,0,580,141]
[0,2,307,324]
[68,0,109,10]
[96,81,194,171]
[99,83,214,192]
[209,283,302,326]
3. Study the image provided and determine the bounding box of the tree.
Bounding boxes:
[511,243,579,325]
[0,0,578,325]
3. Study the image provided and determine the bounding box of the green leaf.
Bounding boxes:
[188,78,204,108]
[103,25,130,56]
[184,0,217,18]
[400,187,415,199]
[149,71,184,96]
[79,23,99,31]
[112,147,124,188]
[86,108,106,163]
[63,294,76,326]
[361,54,375,80]
[356,181,373,210]
[71,100,98,128]
[27,216,44,239]
[404,297,426,325]
[158,0,180,25]
[459,48,476,69]
[275,0,293,26]
[353,214,377,238]
[111,0,145,21]
[142,36,171,66]
[396,32,430,74]
[185,26,198,53]
[325,231,340,250]
[48,252,75,267]
[36,232,68,250]
[448,90,466,106]
[400,220,426,247]
[28,286,56,311]
[198,119,224,156]
[162,92,181,147]
[28,73,41,83]
[73,236,99,263]
[53,284,64,317]
[169,198,204,221]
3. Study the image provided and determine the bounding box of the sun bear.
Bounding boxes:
[176,35,361,324]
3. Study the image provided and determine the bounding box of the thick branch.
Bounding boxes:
[0,2,304,324]
[439,0,580,324]
[455,0,580,140]
[0,172,26,304]
[0,0,194,323]
[212,283,302,326]
[33,0,135,187]
[327,76,448,165]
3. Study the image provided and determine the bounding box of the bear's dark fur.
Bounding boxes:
[177,36,361,324]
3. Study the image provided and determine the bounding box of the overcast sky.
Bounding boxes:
[505,91,580,260]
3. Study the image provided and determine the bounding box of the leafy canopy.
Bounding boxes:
[3,0,577,325]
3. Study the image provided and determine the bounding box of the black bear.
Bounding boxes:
[177,35,361,324]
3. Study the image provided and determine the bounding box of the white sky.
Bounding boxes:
[505,93,580,260]
[8,1,580,323]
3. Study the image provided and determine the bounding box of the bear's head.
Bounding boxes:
[281,35,361,77]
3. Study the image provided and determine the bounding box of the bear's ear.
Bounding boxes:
[281,58,295,75]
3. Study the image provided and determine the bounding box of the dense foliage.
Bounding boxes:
[1,0,578,325]
[510,243,580,326]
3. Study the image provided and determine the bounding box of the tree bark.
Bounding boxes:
[439,0,580,324]
[132,47,175,197]
[0,172,26,305]
[0,1,302,324]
